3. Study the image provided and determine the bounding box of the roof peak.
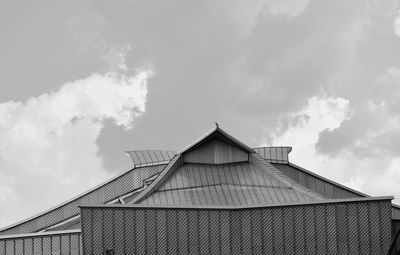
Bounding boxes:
[179,124,254,155]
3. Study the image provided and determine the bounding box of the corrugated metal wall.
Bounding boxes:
[81,199,392,255]
[0,231,81,255]
[392,220,400,254]
[392,207,400,219]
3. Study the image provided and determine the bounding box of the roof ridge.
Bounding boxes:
[130,154,182,204]
[250,153,324,200]
[179,125,254,154]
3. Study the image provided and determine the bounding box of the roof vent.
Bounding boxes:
[253,147,292,163]
[125,150,175,167]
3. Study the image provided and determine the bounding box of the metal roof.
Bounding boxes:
[0,164,166,235]
[4,124,399,239]
[273,162,400,219]
[131,154,322,206]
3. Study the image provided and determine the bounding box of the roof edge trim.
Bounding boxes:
[80,196,394,210]
[179,125,254,155]
[39,215,81,233]
[0,229,81,240]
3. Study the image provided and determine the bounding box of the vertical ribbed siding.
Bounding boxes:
[183,139,249,164]
[0,231,81,255]
[81,199,392,255]
[392,206,400,219]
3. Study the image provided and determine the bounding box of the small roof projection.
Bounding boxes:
[179,125,255,155]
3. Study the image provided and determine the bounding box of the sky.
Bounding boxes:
[1,0,400,228]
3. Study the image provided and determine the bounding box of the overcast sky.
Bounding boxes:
[1,0,400,228]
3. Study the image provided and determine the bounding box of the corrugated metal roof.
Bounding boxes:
[134,157,321,206]
[272,162,400,219]
[0,164,166,235]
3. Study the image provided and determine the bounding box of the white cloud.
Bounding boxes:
[394,9,400,37]
[0,69,153,228]
[264,0,311,18]
[272,94,400,204]
[272,96,351,170]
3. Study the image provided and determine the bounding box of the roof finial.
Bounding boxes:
[215,122,219,128]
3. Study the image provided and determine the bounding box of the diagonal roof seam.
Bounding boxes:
[155,183,295,192]
[130,154,182,204]
[250,153,324,200]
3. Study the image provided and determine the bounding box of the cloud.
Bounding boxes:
[3,0,400,227]
[67,1,400,206]
[272,95,400,204]
[0,69,152,228]
[264,0,311,18]
[317,67,400,157]
[373,67,400,115]
[394,8,400,37]
[227,0,371,121]
[271,96,351,170]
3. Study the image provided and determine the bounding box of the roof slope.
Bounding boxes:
[272,163,363,199]
[272,162,400,219]
[131,153,322,206]
[0,164,166,235]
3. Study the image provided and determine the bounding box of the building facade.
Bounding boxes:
[0,126,399,254]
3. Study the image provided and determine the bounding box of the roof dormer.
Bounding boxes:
[180,125,254,164]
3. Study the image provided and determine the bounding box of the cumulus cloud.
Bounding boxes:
[0,69,152,228]
[272,96,351,170]
[317,67,400,157]
[65,0,400,206]
[274,93,400,203]
[273,71,400,203]
[3,0,400,227]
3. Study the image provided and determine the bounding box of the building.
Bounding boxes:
[0,125,399,254]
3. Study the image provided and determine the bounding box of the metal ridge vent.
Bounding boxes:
[125,150,176,167]
[253,146,292,163]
